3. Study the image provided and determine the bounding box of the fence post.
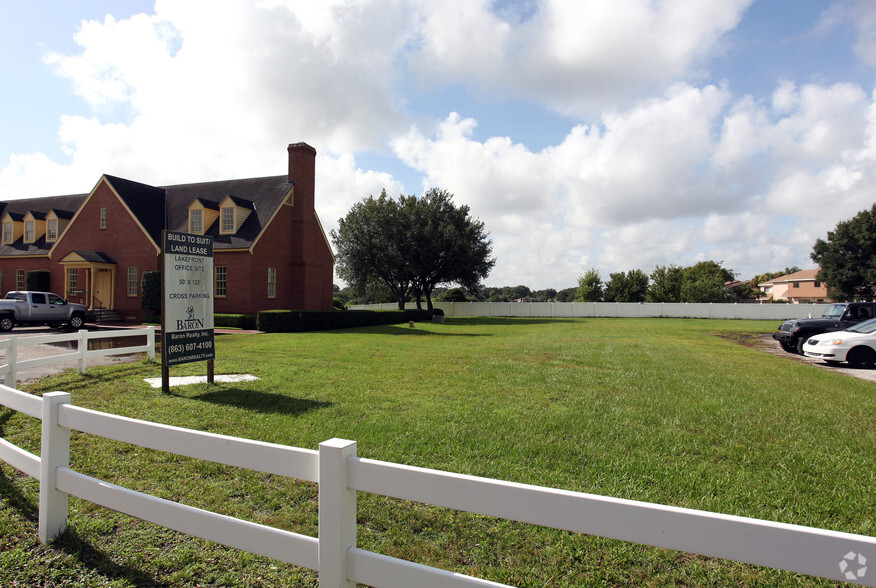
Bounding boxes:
[319,438,357,588]
[78,329,89,375]
[39,391,71,543]
[6,337,16,387]
[146,326,156,362]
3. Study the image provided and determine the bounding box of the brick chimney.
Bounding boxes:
[288,142,316,218]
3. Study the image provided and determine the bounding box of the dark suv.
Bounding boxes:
[772,302,876,354]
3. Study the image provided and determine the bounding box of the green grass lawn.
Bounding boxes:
[1,317,874,586]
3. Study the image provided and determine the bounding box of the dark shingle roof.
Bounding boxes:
[163,175,293,249]
[0,173,294,255]
[0,194,86,256]
[69,250,116,264]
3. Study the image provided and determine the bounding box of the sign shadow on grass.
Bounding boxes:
[187,388,332,416]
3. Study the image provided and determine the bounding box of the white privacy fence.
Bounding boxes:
[0,386,874,586]
[351,302,831,321]
[0,327,155,387]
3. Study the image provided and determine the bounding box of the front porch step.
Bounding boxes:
[92,309,121,323]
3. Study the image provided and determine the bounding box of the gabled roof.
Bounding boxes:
[60,250,117,264]
[0,173,296,255]
[770,269,820,283]
[0,194,86,256]
[103,175,169,246]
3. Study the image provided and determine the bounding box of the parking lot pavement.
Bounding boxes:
[753,334,876,383]
[0,326,149,384]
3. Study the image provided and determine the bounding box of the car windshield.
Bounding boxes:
[847,318,876,334]
[822,304,847,318]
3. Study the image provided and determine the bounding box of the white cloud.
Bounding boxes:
[4,0,876,290]
[412,0,753,114]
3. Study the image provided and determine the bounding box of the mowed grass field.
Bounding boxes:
[1,317,874,587]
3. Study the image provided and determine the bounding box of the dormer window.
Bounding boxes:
[190,209,203,233]
[218,195,253,235]
[22,211,46,244]
[1,212,24,244]
[187,198,219,235]
[220,206,234,233]
[45,209,71,243]
[47,219,58,241]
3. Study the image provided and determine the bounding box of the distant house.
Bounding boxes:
[0,142,335,322]
[757,269,831,303]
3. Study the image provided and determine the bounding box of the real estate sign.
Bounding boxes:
[162,230,214,366]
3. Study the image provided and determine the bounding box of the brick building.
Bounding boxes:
[0,142,335,322]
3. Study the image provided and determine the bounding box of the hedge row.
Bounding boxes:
[257,309,432,333]
[215,313,257,330]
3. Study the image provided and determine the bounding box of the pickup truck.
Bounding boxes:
[772,302,876,354]
[0,291,88,332]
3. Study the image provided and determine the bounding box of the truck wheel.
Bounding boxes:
[846,347,876,369]
[780,342,796,353]
[795,336,810,355]
[0,316,12,332]
[68,314,85,329]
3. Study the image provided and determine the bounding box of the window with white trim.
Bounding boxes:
[267,267,276,299]
[47,218,58,241]
[67,269,78,299]
[220,207,234,233]
[127,267,138,297]
[190,209,203,234]
[215,266,227,297]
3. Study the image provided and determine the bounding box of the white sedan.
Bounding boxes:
[803,317,876,368]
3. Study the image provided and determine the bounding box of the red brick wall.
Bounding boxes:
[51,180,160,320]
[0,259,52,295]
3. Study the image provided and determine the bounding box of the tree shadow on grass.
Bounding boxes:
[186,387,332,416]
[55,527,171,588]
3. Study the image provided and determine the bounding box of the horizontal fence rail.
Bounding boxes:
[351,301,831,321]
[0,353,874,585]
[0,327,155,387]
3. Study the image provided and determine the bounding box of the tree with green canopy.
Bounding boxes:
[331,188,495,311]
[603,269,649,302]
[575,269,603,302]
[811,204,876,301]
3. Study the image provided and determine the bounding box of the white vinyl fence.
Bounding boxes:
[0,385,873,586]
[0,327,155,387]
[351,302,831,321]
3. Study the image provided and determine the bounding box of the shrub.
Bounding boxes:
[26,270,51,292]
[257,309,431,333]
[215,314,256,329]
[141,271,162,313]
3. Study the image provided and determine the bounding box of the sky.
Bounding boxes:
[2,0,876,291]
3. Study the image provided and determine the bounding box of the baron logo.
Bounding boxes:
[176,305,204,330]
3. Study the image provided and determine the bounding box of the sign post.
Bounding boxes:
[161,230,215,394]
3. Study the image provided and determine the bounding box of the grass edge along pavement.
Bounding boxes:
[0,317,874,587]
